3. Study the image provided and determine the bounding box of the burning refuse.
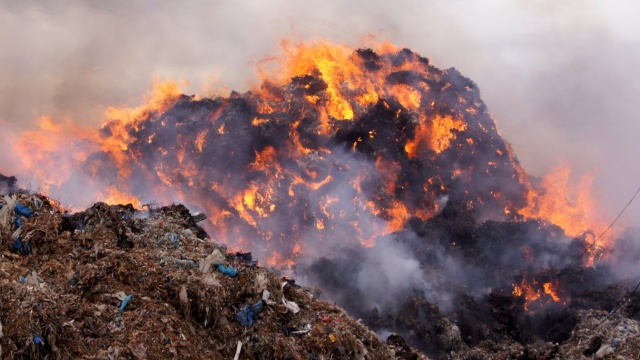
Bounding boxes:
[2,41,611,265]
[2,40,637,358]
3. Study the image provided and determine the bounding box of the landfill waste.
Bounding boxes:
[235,299,266,327]
[450,308,640,359]
[217,264,237,277]
[0,190,416,359]
[235,251,258,267]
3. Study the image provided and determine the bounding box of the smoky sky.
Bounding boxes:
[1,0,639,224]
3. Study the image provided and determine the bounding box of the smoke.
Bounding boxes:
[1,0,638,224]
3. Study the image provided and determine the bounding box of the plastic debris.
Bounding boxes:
[235,300,265,327]
[281,281,300,314]
[34,334,44,346]
[161,256,196,269]
[119,294,133,312]
[14,203,32,217]
[283,298,300,314]
[595,344,614,358]
[192,212,207,223]
[286,323,312,335]
[13,237,23,252]
[262,290,276,305]
[199,249,226,273]
[12,235,29,255]
[233,341,242,360]
[217,264,237,277]
[169,233,180,248]
[235,251,258,267]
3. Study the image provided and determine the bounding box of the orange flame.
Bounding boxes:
[512,277,568,312]
[516,163,609,265]
[1,40,616,271]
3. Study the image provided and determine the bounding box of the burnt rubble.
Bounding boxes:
[300,202,640,359]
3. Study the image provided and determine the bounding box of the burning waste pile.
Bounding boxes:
[2,41,640,359]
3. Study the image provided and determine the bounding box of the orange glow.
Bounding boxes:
[512,277,568,312]
[517,164,608,265]
[405,114,467,157]
[100,188,142,209]
[3,39,616,272]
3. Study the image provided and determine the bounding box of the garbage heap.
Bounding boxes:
[452,308,640,359]
[0,192,426,359]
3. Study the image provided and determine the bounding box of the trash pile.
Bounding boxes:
[560,309,640,359]
[450,309,640,359]
[0,191,426,359]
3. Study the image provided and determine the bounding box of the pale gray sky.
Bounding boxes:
[1,0,639,224]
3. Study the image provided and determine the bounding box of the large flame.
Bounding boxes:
[1,40,613,278]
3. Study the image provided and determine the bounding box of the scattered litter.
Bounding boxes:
[283,298,300,314]
[169,233,180,248]
[119,294,133,312]
[161,256,196,269]
[286,323,312,335]
[199,249,225,273]
[217,264,237,277]
[233,341,242,360]
[281,281,300,314]
[192,213,207,223]
[14,203,32,218]
[235,299,266,327]
[235,251,258,267]
[0,192,404,359]
[34,334,44,346]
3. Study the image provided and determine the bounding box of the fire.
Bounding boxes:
[2,39,615,273]
[100,188,142,209]
[516,164,609,265]
[512,277,568,312]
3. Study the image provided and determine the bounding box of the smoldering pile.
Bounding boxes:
[302,201,640,358]
[5,43,640,359]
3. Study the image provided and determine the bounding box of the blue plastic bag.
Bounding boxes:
[12,237,29,255]
[14,203,32,217]
[235,300,265,327]
[218,264,237,277]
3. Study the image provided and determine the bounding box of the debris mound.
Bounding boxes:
[0,192,424,359]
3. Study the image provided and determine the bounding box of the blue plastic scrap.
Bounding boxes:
[13,237,22,252]
[235,300,265,327]
[14,216,21,228]
[12,237,30,255]
[218,264,237,277]
[34,335,44,345]
[14,203,32,217]
[169,233,180,248]
[119,294,133,312]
